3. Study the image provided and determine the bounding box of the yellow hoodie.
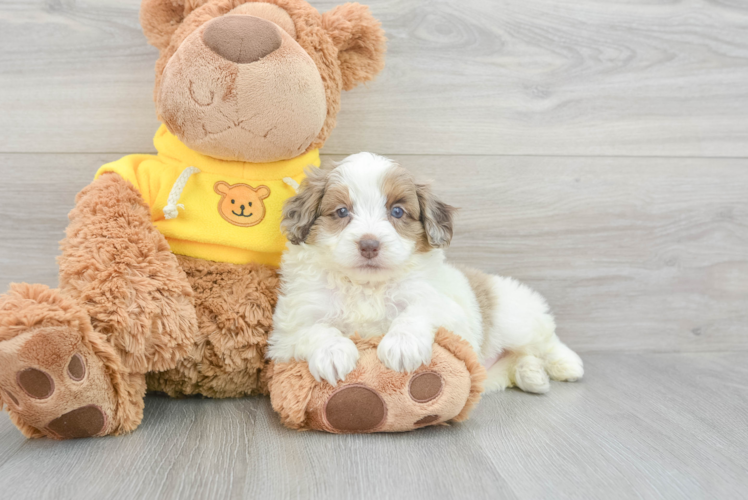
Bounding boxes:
[95,125,318,266]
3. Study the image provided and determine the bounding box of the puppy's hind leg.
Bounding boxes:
[483,352,516,393]
[484,351,551,394]
[542,339,584,382]
[473,273,582,394]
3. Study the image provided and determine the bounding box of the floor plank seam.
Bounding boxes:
[576,349,748,355]
[2,152,748,161]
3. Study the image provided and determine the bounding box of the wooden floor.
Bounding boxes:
[1,1,747,499]
[1,352,746,499]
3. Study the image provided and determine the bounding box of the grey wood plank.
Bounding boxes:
[1,0,748,157]
[0,418,25,471]
[1,153,746,352]
[1,352,746,499]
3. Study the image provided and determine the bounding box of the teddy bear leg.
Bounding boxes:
[146,257,280,398]
[1,173,198,439]
[0,284,145,439]
[268,329,487,433]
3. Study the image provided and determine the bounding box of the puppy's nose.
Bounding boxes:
[203,15,282,64]
[358,236,380,259]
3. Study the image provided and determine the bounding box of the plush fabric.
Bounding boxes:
[321,2,387,91]
[0,0,484,439]
[0,284,145,438]
[229,2,296,37]
[59,173,199,374]
[157,15,328,162]
[203,15,282,63]
[146,255,279,398]
[145,0,386,162]
[267,329,487,433]
[95,126,320,266]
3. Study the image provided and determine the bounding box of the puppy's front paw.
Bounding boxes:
[378,329,433,373]
[307,337,360,386]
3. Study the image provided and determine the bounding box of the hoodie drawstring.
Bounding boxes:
[163,166,201,219]
[282,177,300,193]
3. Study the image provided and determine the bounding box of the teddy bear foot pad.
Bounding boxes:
[323,371,446,432]
[0,325,117,439]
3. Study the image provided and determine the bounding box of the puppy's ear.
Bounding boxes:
[322,3,387,91]
[282,167,329,245]
[416,184,456,248]
[140,0,191,51]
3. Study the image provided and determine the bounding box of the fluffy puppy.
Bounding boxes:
[268,153,583,394]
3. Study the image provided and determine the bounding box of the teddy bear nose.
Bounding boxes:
[203,15,282,64]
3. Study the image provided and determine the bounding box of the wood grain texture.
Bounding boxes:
[2,153,746,352]
[1,0,748,156]
[1,352,747,499]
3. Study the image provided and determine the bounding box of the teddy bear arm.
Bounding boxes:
[57,173,199,375]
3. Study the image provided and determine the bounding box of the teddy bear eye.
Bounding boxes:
[249,202,252,207]
[231,199,235,204]
[336,207,349,218]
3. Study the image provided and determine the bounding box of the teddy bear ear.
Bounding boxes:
[140,0,193,51]
[321,3,387,91]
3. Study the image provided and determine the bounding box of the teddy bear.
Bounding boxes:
[0,0,485,439]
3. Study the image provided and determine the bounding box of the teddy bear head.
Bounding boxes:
[140,0,386,163]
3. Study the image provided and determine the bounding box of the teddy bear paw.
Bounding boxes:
[322,370,447,432]
[0,325,117,439]
[269,329,487,433]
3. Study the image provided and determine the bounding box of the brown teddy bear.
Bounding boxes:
[0,0,484,439]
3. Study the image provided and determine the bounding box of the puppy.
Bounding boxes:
[268,153,583,394]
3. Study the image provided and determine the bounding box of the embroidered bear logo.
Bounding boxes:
[214,181,270,227]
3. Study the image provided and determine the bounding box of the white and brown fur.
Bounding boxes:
[268,153,583,393]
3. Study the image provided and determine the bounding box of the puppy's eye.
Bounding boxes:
[336,207,349,218]
[390,206,404,219]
